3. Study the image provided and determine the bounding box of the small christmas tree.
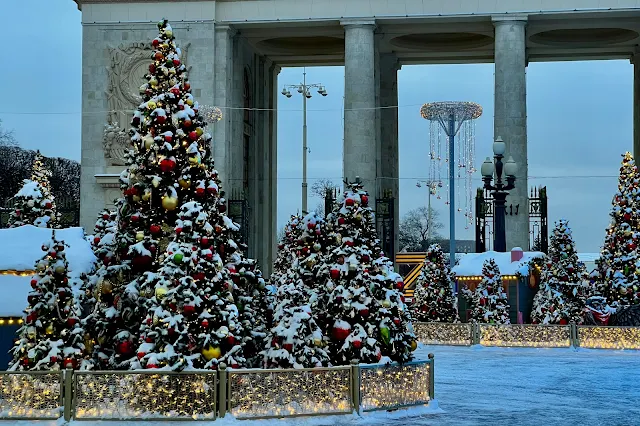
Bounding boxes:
[469,259,510,324]
[530,219,590,324]
[319,180,416,365]
[411,244,458,323]
[597,152,640,308]
[9,233,85,370]
[263,213,331,368]
[270,214,303,286]
[89,209,117,251]
[8,151,58,228]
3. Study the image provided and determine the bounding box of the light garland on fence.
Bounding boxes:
[0,318,23,325]
[458,275,519,281]
[360,363,431,411]
[577,326,640,350]
[414,323,473,345]
[228,369,352,419]
[0,373,61,419]
[479,324,572,348]
[74,373,217,420]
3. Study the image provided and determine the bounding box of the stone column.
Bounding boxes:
[493,15,529,250]
[378,53,401,259]
[213,25,236,190]
[633,52,640,160]
[341,19,377,194]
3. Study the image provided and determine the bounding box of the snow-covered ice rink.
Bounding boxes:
[4,344,639,425]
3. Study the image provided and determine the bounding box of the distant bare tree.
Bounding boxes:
[310,178,339,198]
[398,206,444,252]
[0,119,17,147]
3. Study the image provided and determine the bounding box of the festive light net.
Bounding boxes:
[413,322,474,346]
[360,361,431,411]
[479,324,572,348]
[420,102,483,229]
[0,372,62,419]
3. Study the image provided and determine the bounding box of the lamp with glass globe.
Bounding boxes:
[481,136,517,252]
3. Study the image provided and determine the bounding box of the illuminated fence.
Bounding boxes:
[414,322,474,346]
[227,366,352,419]
[0,359,437,421]
[576,326,640,350]
[479,324,572,348]
[73,371,217,420]
[0,371,62,420]
[359,358,434,412]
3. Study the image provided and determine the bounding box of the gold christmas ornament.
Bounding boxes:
[101,280,113,295]
[54,265,66,275]
[313,338,323,347]
[161,195,179,211]
[202,345,221,361]
[143,135,154,150]
[142,191,151,202]
[147,100,157,110]
[45,323,54,335]
[136,231,145,241]
[132,194,141,203]
[178,178,191,189]
[155,286,168,299]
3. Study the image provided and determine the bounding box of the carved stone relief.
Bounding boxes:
[103,41,191,166]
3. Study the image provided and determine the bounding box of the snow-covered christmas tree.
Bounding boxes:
[270,214,303,286]
[318,179,416,365]
[263,212,332,368]
[9,233,85,370]
[89,209,117,251]
[8,151,58,228]
[410,244,458,323]
[596,152,640,308]
[530,219,590,324]
[469,259,510,324]
[85,20,267,369]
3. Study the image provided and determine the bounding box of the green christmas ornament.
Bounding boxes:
[173,253,184,264]
[380,326,390,345]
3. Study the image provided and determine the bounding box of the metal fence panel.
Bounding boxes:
[414,322,473,345]
[73,371,217,420]
[227,367,352,419]
[0,371,63,419]
[479,324,572,348]
[360,361,431,412]
[577,326,640,350]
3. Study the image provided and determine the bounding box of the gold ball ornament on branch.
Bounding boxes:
[202,345,222,361]
[161,195,179,211]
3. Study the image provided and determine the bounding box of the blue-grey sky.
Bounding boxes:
[1,1,632,253]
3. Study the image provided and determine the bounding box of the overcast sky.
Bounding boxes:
[1,1,632,253]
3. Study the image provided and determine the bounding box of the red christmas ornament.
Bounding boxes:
[183,305,196,316]
[150,225,161,234]
[193,272,205,281]
[393,318,401,325]
[479,297,487,306]
[164,134,173,143]
[117,340,133,356]
[201,319,209,328]
[131,214,140,222]
[50,356,58,363]
[67,317,78,326]
[189,131,198,140]
[183,119,192,129]
[173,58,181,66]
[170,87,180,96]
[307,222,315,230]
[137,352,146,360]
[207,186,217,195]
[30,279,38,288]
[332,326,350,341]
[102,213,109,220]
[362,255,370,263]
[345,240,354,247]
[330,269,340,280]
[131,255,153,270]
[206,252,213,260]
[360,195,369,206]
[156,115,166,124]
[168,327,175,336]
[219,204,227,213]
[338,217,345,225]
[395,281,404,290]
[64,358,77,369]
[145,336,153,343]
[196,187,205,196]
[26,312,37,323]
[45,201,52,209]
[283,342,293,352]
[154,51,164,61]
[175,227,183,234]
[624,212,632,221]
[345,198,354,206]
[359,308,369,317]
[147,363,158,369]
[352,339,362,349]
[152,39,159,47]
[159,158,176,172]
[559,318,568,325]
[50,251,57,259]
[201,237,209,246]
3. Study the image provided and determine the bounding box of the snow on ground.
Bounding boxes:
[3,344,639,425]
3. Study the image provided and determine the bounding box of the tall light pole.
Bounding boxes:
[281,70,328,215]
[481,137,518,252]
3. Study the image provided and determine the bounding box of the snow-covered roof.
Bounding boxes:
[0,226,95,276]
[578,253,599,263]
[452,251,545,277]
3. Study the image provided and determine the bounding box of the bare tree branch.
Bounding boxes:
[398,206,444,252]
[310,179,338,199]
[0,119,17,147]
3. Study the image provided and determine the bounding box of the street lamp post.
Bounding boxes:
[480,137,518,252]
[281,70,328,215]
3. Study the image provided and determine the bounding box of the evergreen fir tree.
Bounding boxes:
[9,233,85,370]
[530,219,590,324]
[263,212,331,368]
[318,180,416,365]
[469,259,510,324]
[270,214,303,286]
[410,244,458,322]
[8,151,58,228]
[89,209,117,251]
[596,152,640,308]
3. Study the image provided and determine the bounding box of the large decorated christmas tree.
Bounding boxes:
[8,151,58,228]
[9,233,85,370]
[317,179,416,365]
[530,219,590,324]
[410,244,458,322]
[263,212,332,368]
[596,152,640,308]
[84,19,267,369]
[469,259,510,324]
